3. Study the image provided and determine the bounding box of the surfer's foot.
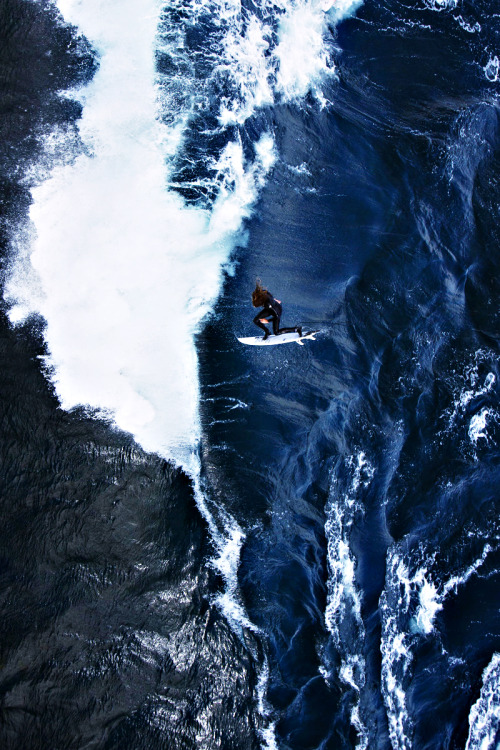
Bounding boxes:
[262,332,270,340]
[296,327,302,337]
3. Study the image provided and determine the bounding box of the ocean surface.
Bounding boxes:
[0,0,499,748]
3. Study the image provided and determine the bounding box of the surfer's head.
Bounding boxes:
[252,279,268,307]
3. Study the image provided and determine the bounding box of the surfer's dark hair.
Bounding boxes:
[252,279,268,307]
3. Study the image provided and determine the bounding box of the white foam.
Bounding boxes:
[274,0,363,101]
[381,542,496,749]
[256,659,279,750]
[274,2,332,100]
[408,544,492,637]
[325,0,364,22]
[469,409,491,445]
[466,653,500,750]
[324,452,374,747]
[260,723,279,750]
[424,0,458,11]
[218,14,275,126]
[484,55,499,83]
[441,353,497,450]
[216,0,364,125]
[339,655,369,749]
[179,457,260,636]
[455,15,481,34]
[380,550,413,750]
[456,371,495,415]
[212,519,259,633]
[443,544,493,597]
[287,162,312,176]
[414,577,442,635]
[325,455,373,640]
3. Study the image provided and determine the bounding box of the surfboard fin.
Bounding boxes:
[296,339,305,346]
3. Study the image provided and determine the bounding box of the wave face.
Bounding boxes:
[1,0,500,747]
[4,0,362,465]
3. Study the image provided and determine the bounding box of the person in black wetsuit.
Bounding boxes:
[252,280,302,340]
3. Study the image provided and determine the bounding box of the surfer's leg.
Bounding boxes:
[278,326,302,336]
[253,311,271,338]
[272,303,283,335]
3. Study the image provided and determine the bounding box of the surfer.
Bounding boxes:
[252,280,302,340]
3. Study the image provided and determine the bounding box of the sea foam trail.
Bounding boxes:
[466,653,500,750]
[380,542,496,750]
[324,452,374,749]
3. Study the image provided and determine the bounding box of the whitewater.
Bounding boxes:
[5,0,360,465]
[5,0,273,465]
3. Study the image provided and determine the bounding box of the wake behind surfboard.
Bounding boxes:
[237,330,319,346]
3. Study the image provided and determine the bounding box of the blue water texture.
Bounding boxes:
[199,1,500,747]
[0,0,499,748]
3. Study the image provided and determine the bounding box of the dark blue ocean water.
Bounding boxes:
[0,0,499,748]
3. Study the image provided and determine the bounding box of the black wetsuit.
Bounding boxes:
[253,292,298,337]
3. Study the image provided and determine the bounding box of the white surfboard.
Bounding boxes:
[237,330,319,347]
